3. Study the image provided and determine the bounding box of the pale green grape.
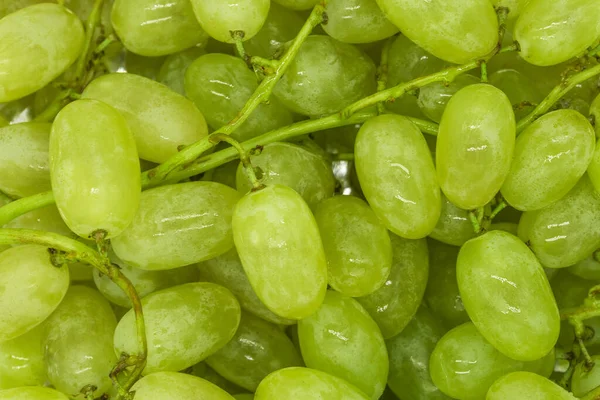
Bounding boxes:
[356,235,429,339]
[63,0,112,29]
[112,182,240,270]
[189,0,270,43]
[457,231,559,361]
[273,35,376,116]
[131,372,236,400]
[272,0,319,10]
[0,0,53,18]
[244,3,303,58]
[514,0,600,66]
[591,93,600,138]
[429,195,477,247]
[489,0,531,19]
[0,387,69,400]
[355,114,441,239]
[232,185,328,320]
[489,68,543,119]
[124,51,165,80]
[0,324,46,389]
[0,4,84,102]
[502,110,595,211]
[50,99,140,239]
[0,245,69,342]
[437,84,516,210]
[322,0,398,43]
[572,355,600,397]
[185,54,293,142]
[191,362,247,395]
[158,46,206,96]
[43,286,117,397]
[376,0,498,64]
[206,312,303,391]
[82,73,209,163]
[417,74,480,123]
[236,142,335,207]
[570,255,600,280]
[5,205,72,237]
[255,367,370,400]
[0,122,51,198]
[486,371,576,400]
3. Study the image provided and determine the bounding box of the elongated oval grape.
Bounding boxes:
[112,182,240,270]
[514,0,600,66]
[0,245,69,342]
[356,235,429,339]
[185,54,293,142]
[323,0,398,43]
[0,387,69,400]
[244,3,303,58]
[572,355,600,397]
[437,84,516,210]
[82,73,208,163]
[501,110,595,211]
[273,35,376,116]
[112,0,208,56]
[429,195,477,247]
[158,46,206,96]
[376,0,498,64]
[355,114,440,239]
[0,4,84,102]
[591,94,600,138]
[486,371,577,400]
[457,231,559,361]
[417,74,481,123]
[232,185,327,320]
[255,367,370,400]
[115,282,240,374]
[0,324,46,389]
[131,372,236,400]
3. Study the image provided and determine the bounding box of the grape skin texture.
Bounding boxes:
[244,3,303,58]
[0,387,69,400]
[429,196,477,247]
[131,372,236,400]
[157,47,206,96]
[417,74,481,124]
[0,324,46,389]
[571,355,600,397]
[486,371,577,400]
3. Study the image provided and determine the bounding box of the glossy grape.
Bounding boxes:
[158,46,206,96]
[4,205,73,238]
[124,51,166,80]
[323,0,398,44]
[429,195,477,247]
[0,324,46,389]
[244,3,302,58]
[417,74,481,123]
[489,68,543,119]
[572,355,600,397]
[486,371,577,400]
[0,387,69,400]
[131,372,236,400]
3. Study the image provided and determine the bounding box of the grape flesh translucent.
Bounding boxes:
[0,324,46,389]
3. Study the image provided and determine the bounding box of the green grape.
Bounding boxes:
[43,286,117,397]
[0,0,52,18]
[429,195,477,247]
[514,0,600,66]
[489,222,519,236]
[457,230,560,361]
[244,3,303,58]
[437,84,516,210]
[206,312,303,391]
[255,367,370,400]
[157,46,206,96]
[273,35,377,117]
[82,73,209,163]
[570,255,600,280]
[298,290,388,399]
[591,93,600,138]
[189,0,270,43]
[0,324,46,389]
[376,0,498,64]
[191,362,247,395]
[312,124,359,156]
[236,142,335,206]
[115,282,241,374]
[50,99,140,239]
[112,182,240,270]
[234,395,254,400]
[518,176,600,269]
[313,196,392,297]
[0,4,84,102]
[354,114,441,239]
[586,135,600,193]
[486,371,577,400]
[356,235,429,339]
[131,372,236,400]
[489,68,543,119]
[124,51,166,80]
[272,0,319,10]
[0,115,7,127]
[0,245,69,342]
[208,161,239,189]
[501,110,595,211]
[489,0,530,20]
[185,54,293,142]
[63,0,112,29]
[417,74,481,123]
[0,122,51,198]
[572,356,600,397]
[0,387,69,400]
[387,306,451,400]
[232,184,328,320]
[5,205,73,237]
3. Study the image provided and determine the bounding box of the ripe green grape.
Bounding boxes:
[82,73,209,163]
[572,355,600,397]
[0,0,51,18]
[185,53,293,142]
[4,205,73,237]
[356,235,429,339]
[417,74,481,123]
[586,134,600,193]
[124,51,166,80]
[457,231,560,361]
[273,35,377,117]
[0,387,69,400]
[429,195,477,247]
[489,68,543,119]
[208,160,239,189]
[191,362,247,394]
[502,110,595,211]
[0,4,84,102]
[486,371,577,400]
[112,182,240,270]
[244,3,303,58]
[272,0,319,10]
[355,114,441,239]
[591,94,600,138]
[569,255,600,280]
[114,282,241,374]
[131,372,236,400]
[0,324,46,389]
[157,46,206,96]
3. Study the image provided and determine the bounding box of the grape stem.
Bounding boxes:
[209,133,265,191]
[582,385,600,400]
[73,0,105,90]
[376,37,394,114]
[0,191,55,226]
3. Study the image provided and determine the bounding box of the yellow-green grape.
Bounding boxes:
[232,185,328,320]
[158,46,206,96]
[236,142,335,206]
[376,0,498,64]
[112,182,240,270]
[114,282,241,374]
[255,367,370,400]
[272,0,319,10]
[586,134,600,193]
[0,245,69,342]
[437,84,516,210]
[514,0,600,66]
[185,54,293,142]
[489,68,543,119]
[50,99,140,239]
[273,35,377,117]
[43,286,117,397]
[572,355,600,397]
[131,372,236,400]
[355,114,441,239]
[189,0,270,43]
[206,312,303,391]
[0,387,69,400]
[209,161,239,189]
[322,0,398,43]
[591,93,600,138]
[190,362,247,395]
[298,290,388,399]
[112,0,208,56]
[570,255,600,280]
[0,0,51,18]
[489,0,530,19]
[0,324,46,389]
[429,195,477,247]
[356,235,429,339]
[486,371,577,400]
[63,0,113,29]
[82,73,209,163]
[5,205,73,237]
[417,74,481,123]
[244,3,303,58]
[0,4,83,102]
[502,110,595,211]
[457,231,560,361]
[0,122,51,198]
[124,51,166,80]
